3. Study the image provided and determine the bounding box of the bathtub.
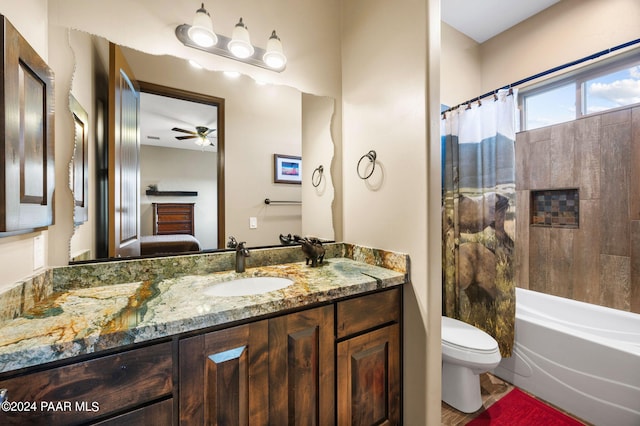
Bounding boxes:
[493,287,640,426]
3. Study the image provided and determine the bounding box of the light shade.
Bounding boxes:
[188,3,218,47]
[263,30,287,69]
[228,18,255,59]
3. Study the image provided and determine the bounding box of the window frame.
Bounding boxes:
[519,47,640,131]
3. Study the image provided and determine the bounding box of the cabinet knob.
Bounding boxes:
[0,388,7,403]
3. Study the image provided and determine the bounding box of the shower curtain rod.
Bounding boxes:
[441,37,640,115]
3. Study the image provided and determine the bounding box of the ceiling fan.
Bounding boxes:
[171,126,217,146]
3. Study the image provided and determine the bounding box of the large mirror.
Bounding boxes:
[67,31,335,262]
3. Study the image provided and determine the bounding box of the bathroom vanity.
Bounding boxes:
[0,243,407,425]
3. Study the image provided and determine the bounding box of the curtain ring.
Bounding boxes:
[357,150,377,180]
[311,165,324,187]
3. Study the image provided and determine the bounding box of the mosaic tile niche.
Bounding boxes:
[531,189,579,228]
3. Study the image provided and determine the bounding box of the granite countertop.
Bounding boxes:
[0,248,407,374]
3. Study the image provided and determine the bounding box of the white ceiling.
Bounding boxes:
[140,92,218,152]
[441,0,561,43]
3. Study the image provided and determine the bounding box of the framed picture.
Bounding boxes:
[70,94,89,225]
[274,154,302,184]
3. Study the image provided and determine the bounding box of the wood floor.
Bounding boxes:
[441,373,591,425]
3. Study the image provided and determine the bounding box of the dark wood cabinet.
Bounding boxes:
[0,287,402,425]
[268,305,334,425]
[0,341,173,425]
[179,320,269,425]
[153,203,195,235]
[336,288,402,426]
[0,15,55,233]
[179,305,334,426]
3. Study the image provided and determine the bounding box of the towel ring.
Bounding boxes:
[357,150,377,180]
[312,165,324,187]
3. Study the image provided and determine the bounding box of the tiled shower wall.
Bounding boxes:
[515,105,640,313]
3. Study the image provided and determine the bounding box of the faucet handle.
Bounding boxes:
[227,236,238,248]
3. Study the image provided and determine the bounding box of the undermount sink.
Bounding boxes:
[203,277,294,297]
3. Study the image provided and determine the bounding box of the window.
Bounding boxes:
[520,49,640,131]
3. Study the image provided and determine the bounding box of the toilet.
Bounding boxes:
[441,316,502,413]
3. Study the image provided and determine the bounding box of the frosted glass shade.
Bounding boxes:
[263,30,287,69]
[188,4,217,47]
[228,18,255,59]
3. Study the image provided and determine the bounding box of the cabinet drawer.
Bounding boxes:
[336,288,400,339]
[94,398,173,425]
[157,212,192,222]
[157,222,192,234]
[0,342,173,425]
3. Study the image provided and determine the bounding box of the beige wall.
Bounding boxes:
[342,0,441,423]
[441,22,482,108]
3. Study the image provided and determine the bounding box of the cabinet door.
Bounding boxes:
[179,320,269,425]
[337,324,400,426]
[268,305,334,425]
[0,16,55,232]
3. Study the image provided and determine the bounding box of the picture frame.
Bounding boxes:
[70,94,89,225]
[274,154,302,184]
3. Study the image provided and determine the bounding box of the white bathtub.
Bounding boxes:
[493,287,640,426]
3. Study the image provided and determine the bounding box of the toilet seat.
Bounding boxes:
[442,316,500,368]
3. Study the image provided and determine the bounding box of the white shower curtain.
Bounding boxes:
[441,89,517,356]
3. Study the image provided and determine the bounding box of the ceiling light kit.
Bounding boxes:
[176,3,287,72]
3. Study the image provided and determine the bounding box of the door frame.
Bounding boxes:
[138,81,226,249]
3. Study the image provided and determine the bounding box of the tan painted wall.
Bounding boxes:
[342,0,441,423]
[441,22,482,108]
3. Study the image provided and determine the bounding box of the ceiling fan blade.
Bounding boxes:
[172,127,197,135]
[175,135,197,140]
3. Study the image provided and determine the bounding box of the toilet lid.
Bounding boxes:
[442,316,498,353]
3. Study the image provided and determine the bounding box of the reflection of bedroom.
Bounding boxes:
[139,91,218,253]
[140,145,217,251]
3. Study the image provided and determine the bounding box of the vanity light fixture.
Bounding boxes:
[176,3,287,72]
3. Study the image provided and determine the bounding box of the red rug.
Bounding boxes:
[467,388,584,425]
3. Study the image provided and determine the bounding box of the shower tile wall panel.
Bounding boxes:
[550,123,575,188]
[600,109,631,257]
[575,115,601,200]
[573,200,601,305]
[600,254,631,311]
[515,105,640,314]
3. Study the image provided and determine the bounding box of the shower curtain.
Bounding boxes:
[441,89,517,356]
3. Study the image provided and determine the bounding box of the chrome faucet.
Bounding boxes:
[235,241,250,273]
